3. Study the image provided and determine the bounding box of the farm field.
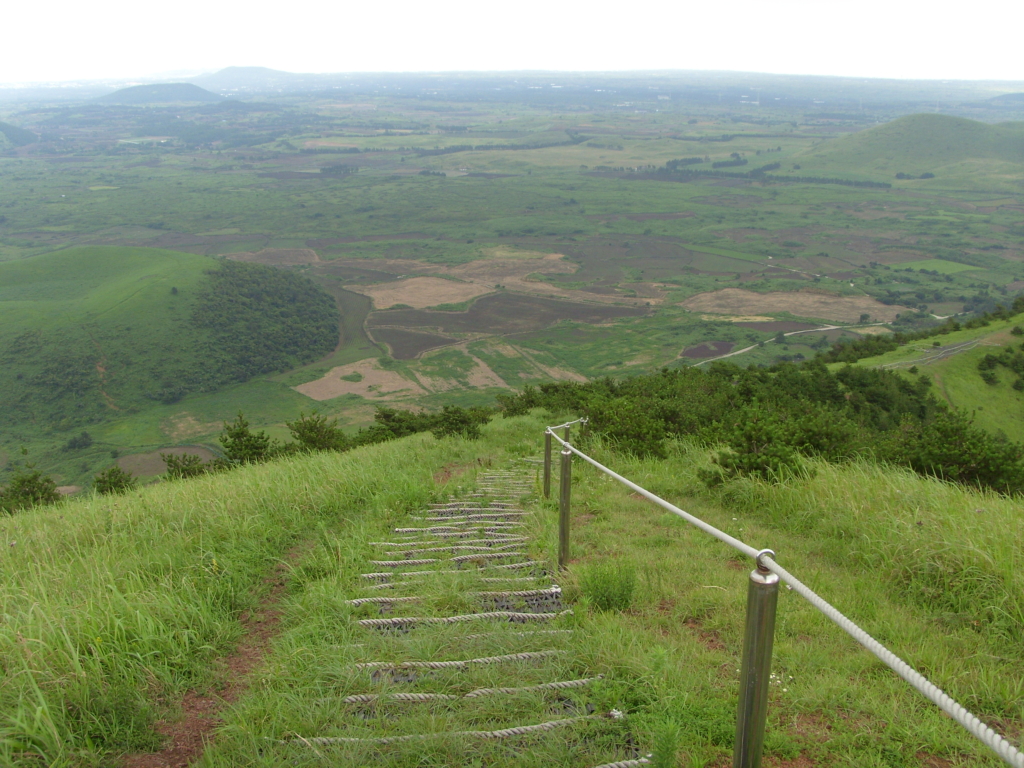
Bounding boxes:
[1,73,1024,484]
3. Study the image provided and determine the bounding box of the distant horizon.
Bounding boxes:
[3,0,1023,87]
[2,65,1024,91]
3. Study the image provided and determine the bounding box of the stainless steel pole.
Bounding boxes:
[733,557,780,768]
[558,447,571,570]
[543,431,552,499]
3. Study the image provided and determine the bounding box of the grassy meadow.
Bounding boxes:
[1,413,1022,766]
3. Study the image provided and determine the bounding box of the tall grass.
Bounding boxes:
[0,431,504,766]
[6,412,1024,766]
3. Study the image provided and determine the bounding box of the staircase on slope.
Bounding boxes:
[279,460,649,767]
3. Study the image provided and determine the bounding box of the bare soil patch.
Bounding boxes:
[371,327,457,360]
[294,358,426,402]
[692,194,764,207]
[684,618,727,651]
[163,414,221,441]
[226,248,320,266]
[856,325,893,335]
[369,292,648,336]
[681,288,909,323]
[119,447,216,478]
[123,545,306,768]
[355,276,492,309]
[433,462,474,484]
[459,348,509,388]
[682,341,734,359]
[331,250,659,307]
[57,485,82,495]
[700,314,774,322]
[736,321,819,332]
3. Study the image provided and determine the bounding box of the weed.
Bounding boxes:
[579,559,638,611]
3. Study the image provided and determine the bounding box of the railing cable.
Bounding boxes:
[545,423,1024,768]
[545,428,760,560]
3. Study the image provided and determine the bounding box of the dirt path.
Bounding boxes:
[122,545,308,768]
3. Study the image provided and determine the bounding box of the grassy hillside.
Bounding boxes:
[796,113,1024,180]
[0,247,338,480]
[0,119,36,147]
[1,415,1021,766]
[839,316,1024,443]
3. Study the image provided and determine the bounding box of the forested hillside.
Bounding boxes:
[0,248,338,429]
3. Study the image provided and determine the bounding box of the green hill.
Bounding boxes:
[94,82,223,104]
[0,119,37,147]
[834,317,1024,442]
[796,114,1024,178]
[0,415,1021,766]
[0,246,338,433]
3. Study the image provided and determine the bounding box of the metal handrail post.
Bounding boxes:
[543,431,552,499]
[733,560,780,768]
[558,447,572,570]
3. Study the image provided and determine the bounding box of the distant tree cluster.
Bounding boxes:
[498,353,1024,495]
[896,172,935,180]
[413,130,588,157]
[320,164,358,175]
[711,157,748,169]
[652,159,892,189]
[187,261,338,390]
[160,405,493,480]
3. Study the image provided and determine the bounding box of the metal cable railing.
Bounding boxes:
[543,424,1024,768]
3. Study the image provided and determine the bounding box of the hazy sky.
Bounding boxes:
[3,0,1022,85]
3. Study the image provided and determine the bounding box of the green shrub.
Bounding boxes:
[63,431,93,451]
[431,405,485,440]
[287,412,348,452]
[882,412,1024,494]
[1,467,60,512]
[585,397,666,458]
[711,403,802,482]
[162,453,212,480]
[578,559,637,611]
[93,466,137,495]
[219,412,273,464]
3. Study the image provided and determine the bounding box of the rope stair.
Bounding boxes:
[277,464,641,766]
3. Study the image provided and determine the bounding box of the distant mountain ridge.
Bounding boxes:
[94,82,222,104]
[189,66,322,93]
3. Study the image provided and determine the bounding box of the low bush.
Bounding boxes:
[0,467,61,513]
[93,465,137,495]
